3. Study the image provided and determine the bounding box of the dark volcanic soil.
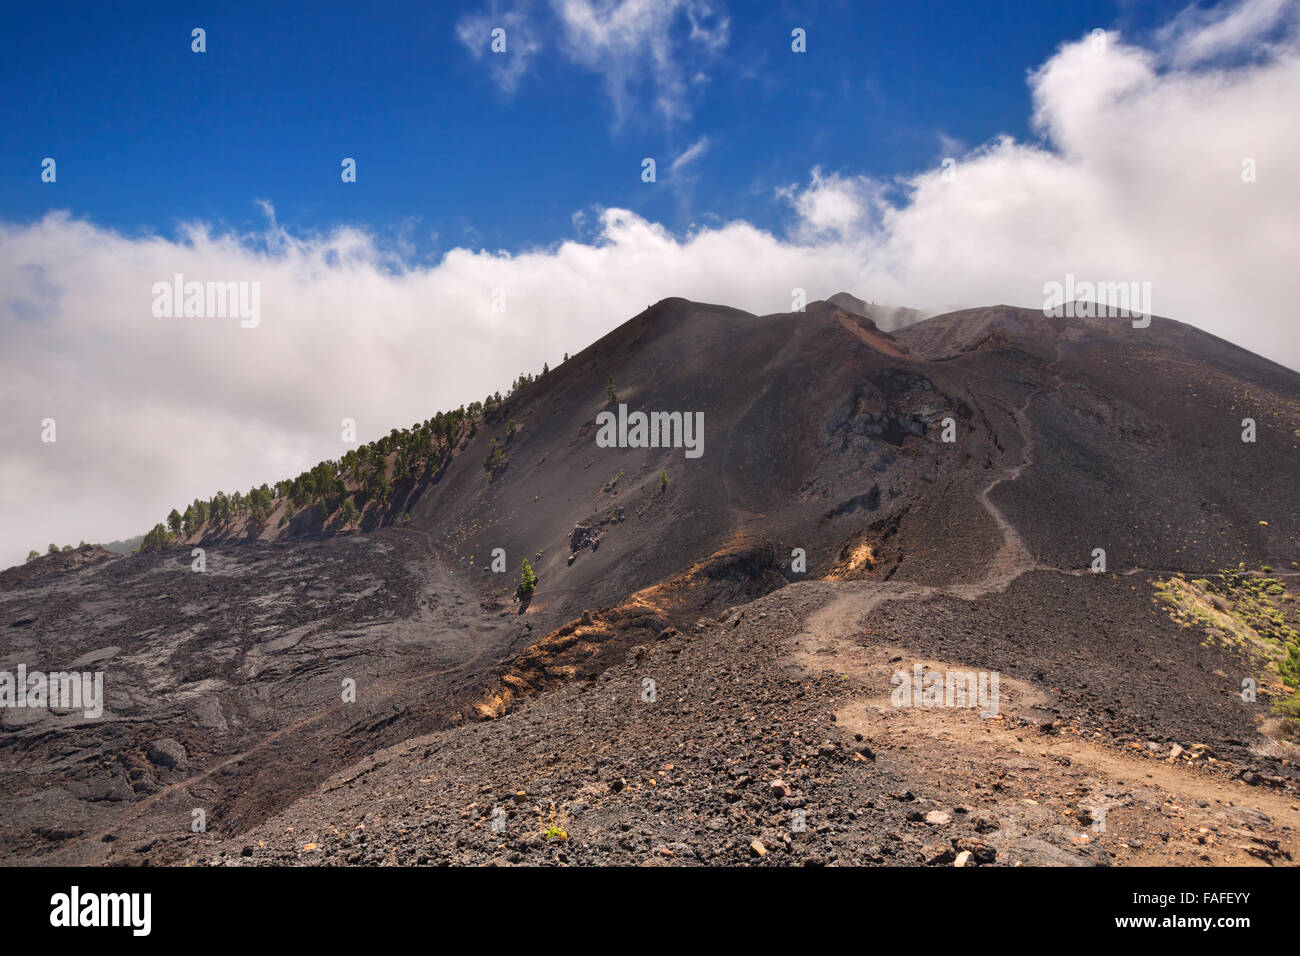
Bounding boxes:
[3,298,1299,866]
[191,576,1300,867]
[0,529,522,864]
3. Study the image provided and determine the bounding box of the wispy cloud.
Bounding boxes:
[1157,0,1297,67]
[456,0,544,95]
[668,135,711,177]
[457,0,730,124]
[554,0,729,125]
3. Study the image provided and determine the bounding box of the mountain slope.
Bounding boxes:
[3,295,1299,866]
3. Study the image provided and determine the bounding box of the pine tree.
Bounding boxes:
[339,498,360,528]
[519,558,537,597]
[606,375,617,403]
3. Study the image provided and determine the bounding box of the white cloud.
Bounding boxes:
[1157,0,1297,67]
[3,2,1299,567]
[456,0,544,95]
[551,0,729,124]
[457,0,729,122]
[777,167,885,242]
[668,135,711,177]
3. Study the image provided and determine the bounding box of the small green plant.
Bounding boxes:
[606,375,617,403]
[660,469,668,490]
[538,803,569,841]
[519,558,537,597]
[1154,570,1300,733]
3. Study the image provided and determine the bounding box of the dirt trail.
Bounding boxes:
[964,387,1049,592]
[788,359,1300,866]
[830,640,1300,865]
[791,367,1055,669]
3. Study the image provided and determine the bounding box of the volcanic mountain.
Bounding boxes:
[3,296,1299,867]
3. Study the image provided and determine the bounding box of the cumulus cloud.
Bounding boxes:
[777,167,886,242]
[2,1,1299,566]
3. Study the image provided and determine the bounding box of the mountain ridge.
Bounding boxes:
[4,294,1300,866]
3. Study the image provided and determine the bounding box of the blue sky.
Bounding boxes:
[1,0,1194,256]
[3,0,1298,565]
